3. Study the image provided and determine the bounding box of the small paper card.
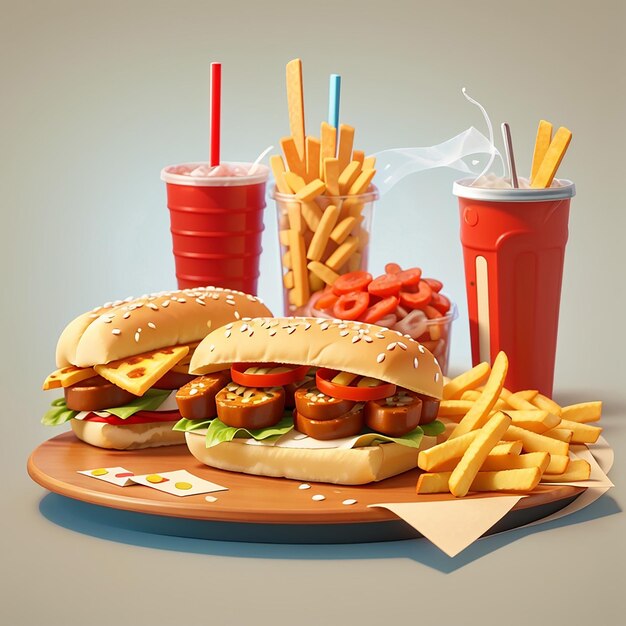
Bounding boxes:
[129,470,228,497]
[77,467,136,487]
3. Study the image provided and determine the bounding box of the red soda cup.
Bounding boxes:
[453,178,576,396]
[161,162,269,294]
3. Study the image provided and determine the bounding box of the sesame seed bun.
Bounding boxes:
[71,419,185,450]
[190,317,443,400]
[56,287,272,368]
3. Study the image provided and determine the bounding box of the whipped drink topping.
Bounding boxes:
[169,162,252,177]
[471,173,564,189]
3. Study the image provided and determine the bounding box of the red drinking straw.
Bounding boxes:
[210,62,221,167]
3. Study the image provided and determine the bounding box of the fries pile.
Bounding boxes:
[417,352,603,497]
[272,59,376,310]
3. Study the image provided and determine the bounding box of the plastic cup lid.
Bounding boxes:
[161,162,270,187]
[453,178,575,202]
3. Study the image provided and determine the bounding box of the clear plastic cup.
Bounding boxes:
[307,291,457,376]
[272,186,378,315]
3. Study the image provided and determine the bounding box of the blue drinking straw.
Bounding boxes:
[328,74,341,130]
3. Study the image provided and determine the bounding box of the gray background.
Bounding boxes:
[1,1,625,625]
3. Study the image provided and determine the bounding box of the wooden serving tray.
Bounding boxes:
[28,432,585,540]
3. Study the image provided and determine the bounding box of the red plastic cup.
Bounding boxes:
[453,178,576,396]
[161,162,269,294]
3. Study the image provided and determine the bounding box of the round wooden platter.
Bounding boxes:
[28,433,585,536]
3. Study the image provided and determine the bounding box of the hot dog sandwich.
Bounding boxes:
[41,287,271,449]
[174,317,444,484]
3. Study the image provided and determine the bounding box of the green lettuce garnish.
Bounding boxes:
[351,426,425,449]
[41,388,172,426]
[173,418,214,433]
[421,420,446,437]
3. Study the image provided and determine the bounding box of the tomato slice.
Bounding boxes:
[430,292,451,314]
[360,295,399,324]
[314,290,339,311]
[82,410,181,425]
[368,274,401,297]
[333,291,370,320]
[384,262,402,274]
[399,281,433,309]
[396,267,422,288]
[423,277,443,293]
[316,368,396,402]
[231,363,309,387]
[332,271,372,295]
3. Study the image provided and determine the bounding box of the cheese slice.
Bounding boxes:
[42,365,96,390]
[95,346,189,396]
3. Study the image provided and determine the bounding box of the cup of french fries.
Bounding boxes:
[418,352,603,496]
[272,127,377,315]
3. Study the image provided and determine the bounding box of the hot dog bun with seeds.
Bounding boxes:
[190,317,443,400]
[56,287,271,368]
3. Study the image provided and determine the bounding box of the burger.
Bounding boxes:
[41,287,271,449]
[173,316,444,484]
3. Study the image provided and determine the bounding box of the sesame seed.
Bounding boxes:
[195,298,205,306]
[398,342,408,350]
[249,330,254,337]
[234,311,241,319]
[312,494,326,502]
[162,301,170,308]
[321,323,330,331]
[225,323,234,330]
[387,342,396,351]
[288,327,296,334]
[178,298,186,304]
[225,330,231,338]
[377,353,386,363]
[304,323,311,330]
[298,484,311,490]
[339,330,349,337]
[112,329,121,336]
[418,345,425,353]
[435,372,440,382]
[338,323,347,329]
[134,332,140,342]
[269,330,277,337]
[352,336,361,343]
[123,312,131,319]
[242,317,252,321]
[375,333,385,339]
[342,499,357,506]
[148,322,156,329]
[103,302,112,308]
[148,303,158,310]
[226,300,235,306]
[434,358,439,366]
[209,344,215,352]
[413,358,419,368]
[240,324,249,333]
[137,327,142,333]
[316,319,325,325]
[189,388,198,396]
[102,318,112,324]
[363,336,373,343]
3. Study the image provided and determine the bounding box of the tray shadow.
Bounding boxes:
[38,492,620,573]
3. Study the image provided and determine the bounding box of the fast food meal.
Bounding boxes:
[173,316,446,484]
[41,287,271,449]
[310,263,456,374]
[272,58,377,315]
[416,352,603,496]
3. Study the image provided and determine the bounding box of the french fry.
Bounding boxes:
[546,455,570,474]
[443,362,490,400]
[363,156,376,170]
[308,271,325,293]
[279,229,290,247]
[502,425,569,457]
[295,179,325,202]
[307,261,339,286]
[543,428,573,443]
[449,412,512,497]
[305,137,321,183]
[300,201,323,230]
[491,441,523,455]
[284,171,306,194]
[513,389,538,402]
[530,119,553,183]
[506,391,538,411]
[531,126,572,189]
[280,137,306,179]
[323,157,341,196]
[532,393,562,416]
[470,467,543,493]
[449,352,508,438]
[561,401,602,423]
[287,229,309,307]
[505,409,561,433]
[338,161,362,195]
[347,168,376,195]
[286,204,304,234]
[352,149,365,165]
[330,216,357,245]
[282,271,294,290]
[541,459,591,483]
[337,124,355,171]
[417,431,480,472]
[460,390,507,412]
[285,59,306,160]
[270,155,292,194]
[281,250,292,269]
[558,419,602,444]
[416,472,451,494]
[320,122,337,179]
[480,452,550,473]
[437,400,475,416]
[325,237,359,272]
[306,204,340,262]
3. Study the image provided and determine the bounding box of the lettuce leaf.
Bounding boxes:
[173,418,214,433]
[421,420,446,437]
[204,416,294,448]
[41,388,173,426]
[352,426,424,449]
